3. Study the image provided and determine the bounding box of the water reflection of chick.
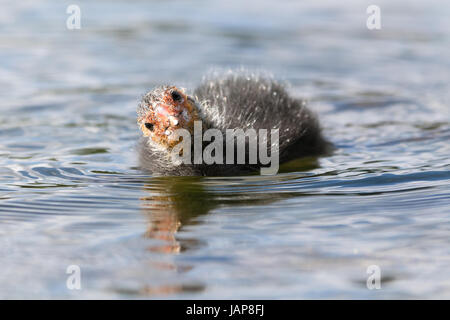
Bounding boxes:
[140,177,215,254]
[140,157,319,254]
[138,160,321,296]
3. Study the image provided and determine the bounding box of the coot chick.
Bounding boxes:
[137,73,330,176]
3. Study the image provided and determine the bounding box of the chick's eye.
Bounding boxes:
[145,123,154,131]
[171,90,182,102]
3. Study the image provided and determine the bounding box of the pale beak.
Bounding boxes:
[169,116,179,126]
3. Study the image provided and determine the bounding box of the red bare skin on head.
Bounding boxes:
[138,86,200,149]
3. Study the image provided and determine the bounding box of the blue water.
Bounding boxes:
[0,0,449,298]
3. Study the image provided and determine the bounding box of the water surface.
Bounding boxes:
[0,0,449,298]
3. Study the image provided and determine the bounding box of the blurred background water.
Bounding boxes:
[0,0,449,299]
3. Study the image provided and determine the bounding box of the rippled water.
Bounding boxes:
[0,0,449,299]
